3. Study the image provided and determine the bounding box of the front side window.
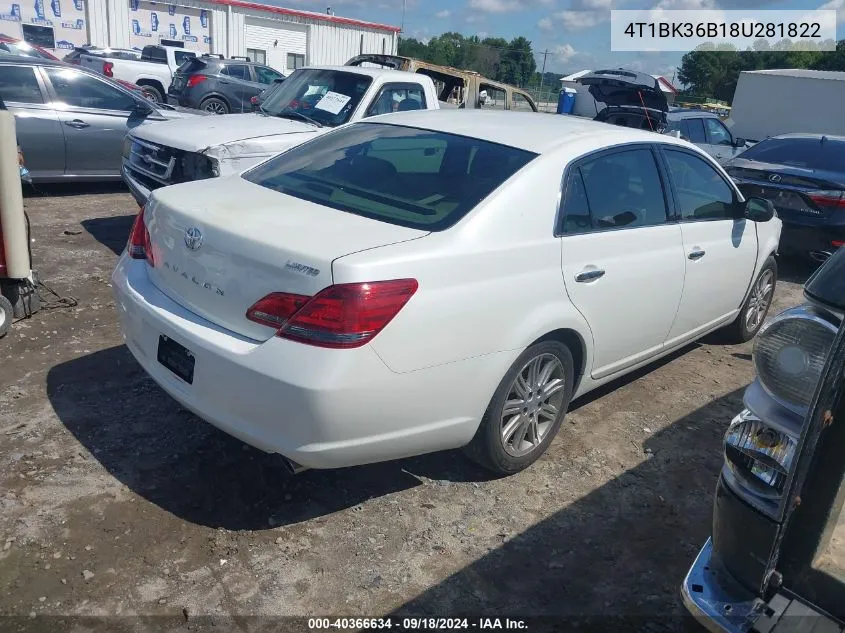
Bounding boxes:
[243,122,537,231]
[0,66,44,104]
[664,149,736,221]
[222,64,250,81]
[366,84,426,116]
[46,68,137,111]
[255,65,282,84]
[704,118,733,146]
[561,148,668,233]
[259,68,374,127]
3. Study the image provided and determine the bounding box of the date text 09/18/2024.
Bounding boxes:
[307,618,529,630]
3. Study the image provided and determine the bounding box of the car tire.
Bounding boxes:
[139,84,164,103]
[201,97,229,115]
[723,256,778,343]
[464,340,575,475]
[0,294,13,338]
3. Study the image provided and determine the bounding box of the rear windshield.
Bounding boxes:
[739,137,845,172]
[805,248,845,312]
[243,122,537,231]
[174,50,196,66]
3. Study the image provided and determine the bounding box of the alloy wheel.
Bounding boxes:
[746,269,774,333]
[500,353,567,457]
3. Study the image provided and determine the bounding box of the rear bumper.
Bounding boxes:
[779,223,845,260]
[682,539,762,633]
[111,256,499,469]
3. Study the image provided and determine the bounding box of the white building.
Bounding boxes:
[0,0,399,74]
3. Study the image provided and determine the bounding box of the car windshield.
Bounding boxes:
[739,137,845,172]
[259,68,373,127]
[243,122,537,231]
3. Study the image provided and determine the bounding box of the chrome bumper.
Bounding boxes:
[681,539,763,633]
[121,164,153,208]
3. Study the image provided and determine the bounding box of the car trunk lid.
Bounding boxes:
[579,69,669,129]
[170,57,207,94]
[143,176,428,341]
[727,159,845,223]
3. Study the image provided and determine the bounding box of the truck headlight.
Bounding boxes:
[181,153,219,180]
[122,136,133,160]
[753,306,838,414]
[725,410,796,499]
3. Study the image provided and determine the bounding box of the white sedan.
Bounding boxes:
[112,110,782,475]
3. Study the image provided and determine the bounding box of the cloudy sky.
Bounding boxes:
[277,0,844,81]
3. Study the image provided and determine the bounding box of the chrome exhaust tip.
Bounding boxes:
[809,250,832,263]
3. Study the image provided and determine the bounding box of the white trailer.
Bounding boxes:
[726,69,845,143]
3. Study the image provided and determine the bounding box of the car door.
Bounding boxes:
[220,64,262,113]
[0,63,65,179]
[42,66,141,177]
[661,147,758,345]
[559,145,686,380]
[703,117,743,164]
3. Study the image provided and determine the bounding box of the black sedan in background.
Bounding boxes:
[725,134,845,263]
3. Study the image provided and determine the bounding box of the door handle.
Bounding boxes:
[575,269,605,283]
[688,249,706,261]
[64,119,90,129]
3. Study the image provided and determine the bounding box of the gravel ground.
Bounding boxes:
[0,184,811,632]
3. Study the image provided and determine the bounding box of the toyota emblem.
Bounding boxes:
[768,174,782,183]
[184,227,204,250]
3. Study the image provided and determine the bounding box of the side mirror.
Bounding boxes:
[734,137,746,148]
[744,197,775,222]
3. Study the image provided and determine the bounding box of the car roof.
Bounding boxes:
[305,65,427,81]
[767,133,845,142]
[365,109,694,154]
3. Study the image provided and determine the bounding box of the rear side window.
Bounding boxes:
[561,148,668,233]
[664,149,735,221]
[739,138,845,172]
[243,122,537,231]
[0,66,44,104]
[222,64,250,80]
[142,46,167,63]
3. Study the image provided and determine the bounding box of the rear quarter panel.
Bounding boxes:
[332,151,594,376]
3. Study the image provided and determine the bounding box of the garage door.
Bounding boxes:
[244,18,306,74]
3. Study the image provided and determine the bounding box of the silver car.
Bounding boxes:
[0,55,202,183]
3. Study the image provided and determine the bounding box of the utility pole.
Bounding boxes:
[537,49,550,105]
[400,0,406,33]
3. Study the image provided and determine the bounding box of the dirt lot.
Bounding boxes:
[0,185,811,631]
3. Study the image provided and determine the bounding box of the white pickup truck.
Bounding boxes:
[80,44,198,104]
[122,65,440,207]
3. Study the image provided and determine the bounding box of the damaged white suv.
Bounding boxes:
[121,65,439,207]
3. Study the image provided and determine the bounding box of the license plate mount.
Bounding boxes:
[157,334,195,384]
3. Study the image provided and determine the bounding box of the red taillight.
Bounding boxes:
[186,74,208,88]
[832,240,845,248]
[246,279,418,348]
[808,190,845,208]
[250,96,258,105]
[103,61,113,77]
[127,207,155,266]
